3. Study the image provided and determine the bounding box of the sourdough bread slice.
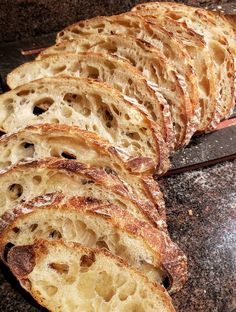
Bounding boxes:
[132,2,235,122]
[0,77,169,175]
[38,35,179,148]
[133,14,218,132]
[56,12,200,146]
[0,192,187,293]
[0,124,166,223]
[0,158,166,229]
[7,240,176,311]
[8,48,173,148]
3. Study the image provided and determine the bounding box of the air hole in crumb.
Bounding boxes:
[61,151,76,160]
[104,109,113,121]
[124,114,130,120]
[86,66,100,79]
[19,142,35,158]
[95,271,115,301]
[111,105,120,116]
[81,179,94,185]
[51,65,66,75]
[32,175,42,185]
[63,93,80,103]
[50,118,60,124]
[23,142,34,149]
[126,132,141,140]
[41,62,49,70]
[104,167,117,176]
[92,125,98,131]
[44,284,58,296]
[16,90,30,97]
[49,230,62,239]
[33,97,54,115]
[12,227,20,234]
[7,184,23,200]
[29,224,38,232]
[96,240,109,250]
[128,78,133,85]
[49,262,69,274]
[61,107,72,118]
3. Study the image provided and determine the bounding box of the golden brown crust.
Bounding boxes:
[0,157,165,228]
[7,240,176,312]
[133,2,235,122]
[5,70,170,175]
[0,192,187,293]
[135,13,218,133]
[0,123,167,222]
[38,34,177,149]
[56,12,199,147]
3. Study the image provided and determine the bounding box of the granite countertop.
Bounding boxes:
[0,160,235,312]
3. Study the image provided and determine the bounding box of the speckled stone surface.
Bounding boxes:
[0,0,234,42]
[0,160,235,311]
[159,160,236,312]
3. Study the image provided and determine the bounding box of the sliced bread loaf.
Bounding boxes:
[8,49,174,149]
[7,240,176,311]
[0,158,167,228]
[132,2,235,122]
[0,192,187,293]
[38,35,179,148]
[133,14,218,132]
[0,124,166,223]
[0,77,169,175]
[56,12,200,146]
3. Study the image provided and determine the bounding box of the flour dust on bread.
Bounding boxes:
[0,77,169,175]
[7,240,176,311]
[0,158,167,229]
[0,192,187,293]
[133,2,235,123]
[56,13,200,146]
[0,124,166,223]
[132,13,218,132]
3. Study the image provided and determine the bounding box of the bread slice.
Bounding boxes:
[7,52,174,151]
[9,50,174,150]
[0,192,187,293]
[6,240,176,311]
[38,35,179,148]
[0,158,168,230]
[0,77,169,175]
[132,2,235,122]
[132,14,218,132]
[0,124,166,224]
[56,12,200,146]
